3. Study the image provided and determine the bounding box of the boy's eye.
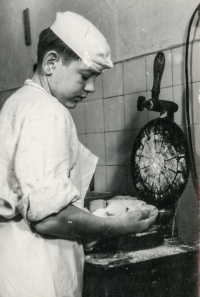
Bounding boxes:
[81,74,88,81]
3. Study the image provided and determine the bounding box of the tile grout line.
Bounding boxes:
[82,81,200,104]
[113,39,200,65]
[122,61,128,194]
[170,49,175,103]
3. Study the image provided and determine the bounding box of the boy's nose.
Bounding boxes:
[84,77,96,93]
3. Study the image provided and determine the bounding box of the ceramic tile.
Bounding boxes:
[174,82,200,126]
[191,124,200,166]
[125,130,140,165]
[146,50,172,91]
[124,56,146,95]
[86,74,103,101]
[172,42,200,86]
[85,100,104,133]
[86,133,106,165]
[103,63,123,98]
[124,92,148,130]
[160,86,173,101]
[78,134,87,146]
[189,82,200,124]
[190,41,200,83]
[147,87,173,122]
[104,96,125,131]
[173,85,186,126]
[172,46,185,86]
[69,103,85,134]
[94,166,107,192]
[106,166,128,194]
[105,131,126,165]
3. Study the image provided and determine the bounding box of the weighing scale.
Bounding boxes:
[90,51,190,253]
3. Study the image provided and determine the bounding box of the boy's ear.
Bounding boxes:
[42,51,59,76]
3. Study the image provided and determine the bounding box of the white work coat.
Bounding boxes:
[0,80,98,297]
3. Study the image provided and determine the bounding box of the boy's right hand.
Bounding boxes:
[110,207,158,237]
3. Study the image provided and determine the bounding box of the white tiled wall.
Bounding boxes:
[106,166,128,193]
[124,56,146,94]
[94,166,107,192]
[105,131,126,166]
[104,96,125,131]
[103,63,123,98]
[86,133,106,165]
[85,100,104,133]
[172,46,186,86]
[70,41,200,241]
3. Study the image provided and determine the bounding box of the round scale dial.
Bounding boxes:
[131,118,190,208]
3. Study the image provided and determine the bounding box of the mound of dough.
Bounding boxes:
[90,196,157,218]
[91,209,109,218]
[89,199,107,212]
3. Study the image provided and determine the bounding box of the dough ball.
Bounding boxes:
[91,209,109,218]
[89,199,107,212]
[105,200,127,217]
[140,204,157,211]
[90,196,157,219]
[127,205,141,212]
[126,199,146,212]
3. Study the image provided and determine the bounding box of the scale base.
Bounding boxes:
[93,225,164,253]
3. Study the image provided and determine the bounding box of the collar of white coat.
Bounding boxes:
[24,79,49,95]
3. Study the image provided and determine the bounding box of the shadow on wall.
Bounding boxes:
[0,88,19,110]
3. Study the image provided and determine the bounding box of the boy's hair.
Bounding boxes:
[36,28,80,68]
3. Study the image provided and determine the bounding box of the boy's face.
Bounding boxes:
[47,58,98,109]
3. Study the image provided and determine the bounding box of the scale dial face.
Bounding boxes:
[131,118,190,208]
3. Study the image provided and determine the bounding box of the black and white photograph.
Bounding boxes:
[0,1,199,296]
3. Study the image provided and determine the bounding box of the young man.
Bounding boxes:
[0,12,158,297]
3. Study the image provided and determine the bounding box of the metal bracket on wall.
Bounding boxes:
[23,8,31,46]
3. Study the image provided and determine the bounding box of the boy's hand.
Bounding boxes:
[111,207,158,236]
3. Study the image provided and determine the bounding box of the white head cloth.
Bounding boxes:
[50,11,113,73]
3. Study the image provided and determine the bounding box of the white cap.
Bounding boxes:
[50,11,113,73]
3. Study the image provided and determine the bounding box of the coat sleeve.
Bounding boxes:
[16,108,81,223]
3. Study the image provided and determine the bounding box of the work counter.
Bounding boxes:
[83,238,199,297]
